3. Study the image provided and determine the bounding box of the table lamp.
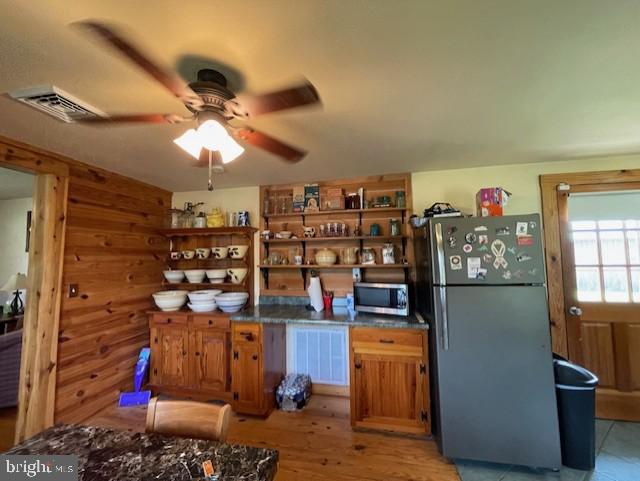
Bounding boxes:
[1,273,28,316]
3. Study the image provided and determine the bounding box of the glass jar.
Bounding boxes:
[390,218,401,237]
[395,191,406,208]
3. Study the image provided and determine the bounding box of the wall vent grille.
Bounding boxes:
[7,85,104,123]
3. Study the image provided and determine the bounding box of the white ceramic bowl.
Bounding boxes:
[227,268,248,284]
[215,292,250,302]
[182,250,196,260]
[277,231,293,239]
[152,290,188,312]
[211,246,229,259]
[163,270,185,284]
[184,269,206,283]
[188,302,217,313]
[188,289,223,303]
[228,245,249,259]
[195,247,211,259]
[206,269,227,279]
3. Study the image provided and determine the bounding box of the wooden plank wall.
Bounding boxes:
[54,163,170,423]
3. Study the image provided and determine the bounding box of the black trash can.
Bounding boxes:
[553,359,599,470]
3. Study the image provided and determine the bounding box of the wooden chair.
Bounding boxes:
[145,397,232,442]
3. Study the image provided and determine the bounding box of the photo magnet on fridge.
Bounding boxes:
[496,226,510,236]
[515,222,528,236]
[478,234,489,245]
[450,255,462,270]
[517,235,534,246]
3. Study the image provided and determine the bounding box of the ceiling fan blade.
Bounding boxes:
[77,113,190,124]
[232,81,320,117]
[73,20,203,110]
[232,127,306,163]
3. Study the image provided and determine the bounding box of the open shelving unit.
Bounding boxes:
[158,226,257,306]
[259,173,414,297]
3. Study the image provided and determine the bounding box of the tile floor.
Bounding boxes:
[455,420,640,481]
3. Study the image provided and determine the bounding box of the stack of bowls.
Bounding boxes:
[152,290,188,312]
[187,289,222,312]
[214,292,249,313]
[205,269,227,284]
[163,270,185,284]
[184,269,206,283]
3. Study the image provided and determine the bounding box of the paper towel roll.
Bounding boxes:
[307,276,324,312]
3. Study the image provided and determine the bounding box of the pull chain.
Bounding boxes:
[207,150,214,191]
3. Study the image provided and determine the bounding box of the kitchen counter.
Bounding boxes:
[5,424,278,481]
[230,304,427,330]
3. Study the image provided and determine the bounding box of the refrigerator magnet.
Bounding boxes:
[463,243,473,253]
[517,235,534,246]
[449,255,462,270]
[502,270,512,280]
[467,256,482,279]
[515,222,528,236]
[528,268,539,276]
[465,232,477,244]
[529,221,537,229]
[491,239,509,269]
[448,236,457,248]
[474,225,488,232]
[478,234,489,245]
[516,253,532,262]
[508,246,516,255]
[513,269,524,278]
[496,226,510,236]
[482,253,493,263]
[477,245,488,252]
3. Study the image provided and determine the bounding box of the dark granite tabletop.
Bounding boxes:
[230,304,428,330]
[5,424,277,481]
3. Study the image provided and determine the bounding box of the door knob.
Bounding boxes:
[569,306,583,316]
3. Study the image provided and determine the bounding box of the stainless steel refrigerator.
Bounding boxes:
[414,213,561,469]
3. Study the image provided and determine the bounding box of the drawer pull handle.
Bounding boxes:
[252,354,258,361]
[208,320,213,325]
[379,339,395,344]
[354,362,362,369]
[240,331,254,341]
[167,318,172,323]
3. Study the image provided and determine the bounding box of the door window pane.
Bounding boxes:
[628,231,640,264]
[602,267,629,302]
[625,220,639,228]
[572,221,596,230]
[598,220,624,230]
[600,231,626,265]
[631,268,640,302]
[576,267,601,302]
[572,231,599,265]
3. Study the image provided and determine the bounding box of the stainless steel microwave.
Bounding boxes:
[353,282,409,316]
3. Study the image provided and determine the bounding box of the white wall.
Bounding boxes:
[172,187,261,303]
[0,197,32,286]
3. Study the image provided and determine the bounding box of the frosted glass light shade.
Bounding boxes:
[173,129,202,159]
[197,120,230,151]
[219,137,245,163]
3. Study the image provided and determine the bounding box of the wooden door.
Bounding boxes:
[350,328,429,434]
[155,326,190,387]
[232,341,262,414]
[191,329,230,393]
[558,184,640,421]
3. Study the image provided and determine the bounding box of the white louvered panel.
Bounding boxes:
[286,325,348,386]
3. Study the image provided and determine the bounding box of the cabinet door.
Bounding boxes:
[352,350,428,433]
[155,326,190,387]
[232,342,262,414]
[192,328,230,393]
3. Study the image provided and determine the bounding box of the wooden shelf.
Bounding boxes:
[159,226,257,237]
[167,258,248,265]
[263,235,406,244]
[259,264,410,269]
[263,207,407,219]
[162,282,247,290]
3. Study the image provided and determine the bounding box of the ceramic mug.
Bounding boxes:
[369,223,381,236]
[294,254,303,265]
[182,250,196,260]
[169,251,181,260]
[195,247,211,259]
[227,268,248,284]
[211,246,229,259]
[303,226,316,238]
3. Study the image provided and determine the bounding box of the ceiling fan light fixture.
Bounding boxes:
[196,119,231,151]
[219,137,245,164]
[173,128,202,159]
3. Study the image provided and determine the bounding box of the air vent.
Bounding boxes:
[7,85,105,123]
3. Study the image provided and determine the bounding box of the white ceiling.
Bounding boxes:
[1,0,640,192]
[0,167,34,200]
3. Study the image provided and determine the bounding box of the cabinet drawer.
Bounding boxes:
[350,328,423,348]
[191,314,231,330]
[233,323,260,343]
[151,314,188,326]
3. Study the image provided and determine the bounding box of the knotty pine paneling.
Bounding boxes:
[55,163,170,424]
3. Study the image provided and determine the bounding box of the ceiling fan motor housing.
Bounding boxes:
[187,69,239,119]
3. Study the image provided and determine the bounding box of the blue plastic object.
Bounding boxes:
[118,348,151,407]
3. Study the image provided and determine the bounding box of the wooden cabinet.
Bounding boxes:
[231,322,286,416]
[349,327,430,435]
[149,312,232,403]
[149,315,284,416]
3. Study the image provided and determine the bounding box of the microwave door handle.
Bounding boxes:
[434,223,446,285]
[438,286,450,350]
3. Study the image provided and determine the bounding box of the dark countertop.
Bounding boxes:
[5,424,278,481]
[230,305,427,330]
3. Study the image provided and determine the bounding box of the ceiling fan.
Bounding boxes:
[73,20,321,172]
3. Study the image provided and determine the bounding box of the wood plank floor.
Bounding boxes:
[88,395,460,481]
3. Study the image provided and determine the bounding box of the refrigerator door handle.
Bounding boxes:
[438,286,450,350]
[434,223,447,285]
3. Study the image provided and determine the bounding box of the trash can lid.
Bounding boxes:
[554,359,598,389]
